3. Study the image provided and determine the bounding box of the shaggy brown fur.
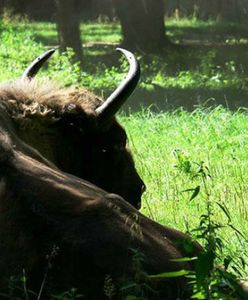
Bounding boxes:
[0,79,101,121]
[0,79,145,208]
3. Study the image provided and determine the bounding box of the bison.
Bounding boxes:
[0,48,145,209]
[0,109,203,299]
[0,49,205,299]
[1,49,247,299]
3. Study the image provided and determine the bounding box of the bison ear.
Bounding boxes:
[22,49,55,80]
[95,48,140,124]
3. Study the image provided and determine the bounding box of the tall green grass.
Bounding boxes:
[121,107,248,278]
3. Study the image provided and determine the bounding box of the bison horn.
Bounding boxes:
[22,49,55,79]
[95,48,140,122]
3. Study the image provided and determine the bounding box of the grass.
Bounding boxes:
[0,13,248,295]
[121,106,248,278]
[2,15,248,111]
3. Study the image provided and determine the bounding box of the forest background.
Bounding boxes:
[1,1,248,298]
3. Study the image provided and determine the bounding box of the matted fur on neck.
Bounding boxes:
[0,79,103,121]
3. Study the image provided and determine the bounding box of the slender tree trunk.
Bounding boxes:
[114,0,169,53]
[0,0,27,14]
[198,0,242,21]
[55,0,83,64]
[219,0,239,21]
[198,0,218,19]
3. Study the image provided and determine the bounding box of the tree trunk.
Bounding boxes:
[219,0,239,21]
[55,0,83,64]
[198,0,242,21]
[114,0,169,53]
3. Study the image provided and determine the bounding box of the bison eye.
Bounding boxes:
[112,144,126,151]
[100,144,126,154]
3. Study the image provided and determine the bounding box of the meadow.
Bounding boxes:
[0,13,248,298]
[2,14,248,110]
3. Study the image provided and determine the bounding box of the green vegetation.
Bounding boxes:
[1,14,248,298]
[1,15,248,109]
[121,107,248,270]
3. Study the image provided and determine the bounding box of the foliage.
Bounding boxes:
[188,163,247,299]
[0,14,248,299]
[1,15,248,103]
[51,288,83,300]
[121,107,248,276]
[121,107,248,299]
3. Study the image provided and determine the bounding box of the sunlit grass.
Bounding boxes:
[19,20,121,45]
[82,22,121,43]
[166,16,217,28]
[120,107,248,276]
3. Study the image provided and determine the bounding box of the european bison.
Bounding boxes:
[0,113,202,299]
[0,48,145,209]
[1,49,247,299]
[0,49,204,299]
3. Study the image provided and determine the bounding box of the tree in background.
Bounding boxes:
[1,0,248,58]
[199,0,240,21]
[1,0,248,23]
[164,0,247,21]
[55,0,83,63]
[114,0,170,53]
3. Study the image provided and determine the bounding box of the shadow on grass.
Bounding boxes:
[121,86,248,113]
[167,21,248,43]
[29,18,248,70]
[34,34,58,47]
[28,20,248,113]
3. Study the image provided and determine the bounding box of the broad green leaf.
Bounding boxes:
[149,269,191,279]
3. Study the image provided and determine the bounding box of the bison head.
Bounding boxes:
[0,49,145,208]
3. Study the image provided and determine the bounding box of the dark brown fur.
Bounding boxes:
[0,105,202,299]
[0,79,145,208]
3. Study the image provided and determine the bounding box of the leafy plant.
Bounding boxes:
[187,162,248,299]
[51,288,83,300]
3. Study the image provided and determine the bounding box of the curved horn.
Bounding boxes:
[22,49,55,80]
[95,48,140,122]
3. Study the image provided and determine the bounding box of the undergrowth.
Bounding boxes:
[121,107,248,279]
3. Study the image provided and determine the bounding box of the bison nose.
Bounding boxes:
[141,184,146,194]
[134,183,146,210]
